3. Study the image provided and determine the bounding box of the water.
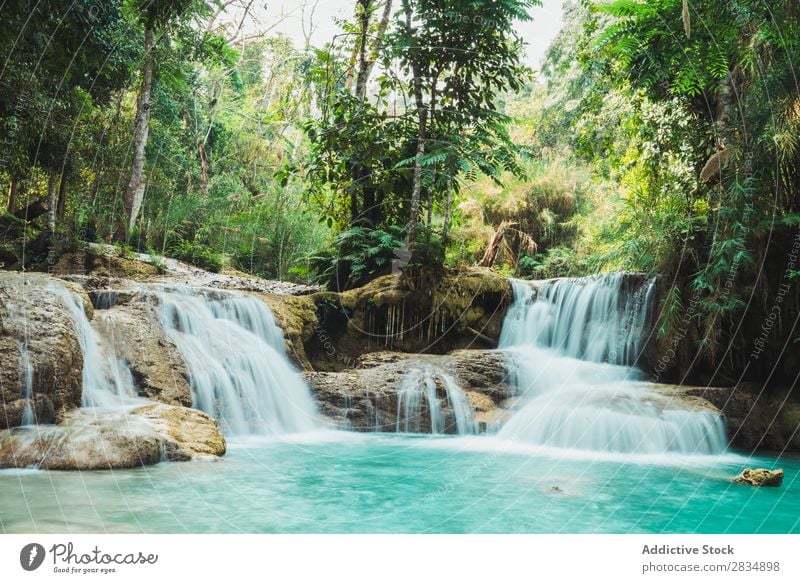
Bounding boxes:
[0,434,796,533]
[19,341,34,426]
[49,282,139,408]
[500,274,654,364]
[157,289,320,435]
[395,367,477,435]
[497,277,728,455]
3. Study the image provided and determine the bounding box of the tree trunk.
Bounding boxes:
[358,0,393,101]
[46,173,58,231]
[198,141,209,194]
[404,3,426,250]
[56,169,68,220]
[13,199,49,221]
[7,180,18,214]
[354,0,371,101]
[442,181,452,246]
[123,25,155,236]
[479,221,508,268]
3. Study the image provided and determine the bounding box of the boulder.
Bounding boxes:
[258,292,319,370]
[733,468,784,487]
[0,272,85,428]
[94,297,193,406]
[681,385,800,452]
[305,349,515,433]
[0,404,225,470]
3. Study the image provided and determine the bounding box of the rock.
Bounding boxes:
[0,272,85,428]
[55,244,319,295]
[132,404,226,460]
[733,468,784,487]
[258,293,319,370]
[94,297,192,406]
[303,269,512,371]
[305,349,515,433]
[681,385,800,452]
[0,404,225,470]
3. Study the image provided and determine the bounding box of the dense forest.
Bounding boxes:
[1,0,798,386]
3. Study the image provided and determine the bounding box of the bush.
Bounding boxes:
[518,246,585,279]
[167,239,224,273]
[309,226,405,291]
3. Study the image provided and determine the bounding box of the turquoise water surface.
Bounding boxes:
[1,432,797,534]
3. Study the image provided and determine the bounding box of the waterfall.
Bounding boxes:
[50,282,139,408]
[157,289,320,435]
[497,275,727,455]
[499,273,654,365]
[19,341,34,426]
[395,366,476,435]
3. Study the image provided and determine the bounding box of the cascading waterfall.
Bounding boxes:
[49,283,139,408]
[395,366,476,435]
[497,275,727,455]
[18,341,34,426]
[499,273,654,365]
[158,289,320,435]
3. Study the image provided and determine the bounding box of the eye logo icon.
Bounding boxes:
[20,543,46,571]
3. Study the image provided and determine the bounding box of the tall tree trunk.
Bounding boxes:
[123,25,155,236]
[56,168,68,220]
[7,180,18,214]
[480,221,509,268]
[354,0,372,101]
[404,3,426,250]
[358,0,393,101]
[46,172,58,231]
[198,141,209,194]
[442,180,452,246]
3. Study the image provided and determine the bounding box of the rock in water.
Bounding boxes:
[0,404,225,470]
[733,468,784,487]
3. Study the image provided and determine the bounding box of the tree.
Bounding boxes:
[122,0,213,237]
[303,0,537,286]
[391,0,537,252]
[0,0,132,224]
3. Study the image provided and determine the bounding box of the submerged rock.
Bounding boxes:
[733,468,784,487]
[0,404,225,470]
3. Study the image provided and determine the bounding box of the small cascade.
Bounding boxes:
[498,275,727,455]
[157,288,320,435]
[395,366,476,435]
[500,273,654,365]
[49,283,138,408]
[93,312,138,402]
[18,342,34,426]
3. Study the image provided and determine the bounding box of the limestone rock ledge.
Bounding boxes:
[0,404,225,470]
[306,349,516,432]
[0,272,86,429]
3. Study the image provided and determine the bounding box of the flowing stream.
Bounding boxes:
[157,289,320,435]
[2,274,794,534]
[395,366,476,435]
[497,276,727,455]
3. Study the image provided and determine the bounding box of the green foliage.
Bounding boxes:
[309,226,406,291]
[518,246,584,279]
[167,238,224,273]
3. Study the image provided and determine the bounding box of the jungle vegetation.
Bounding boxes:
[1,0,798,383]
